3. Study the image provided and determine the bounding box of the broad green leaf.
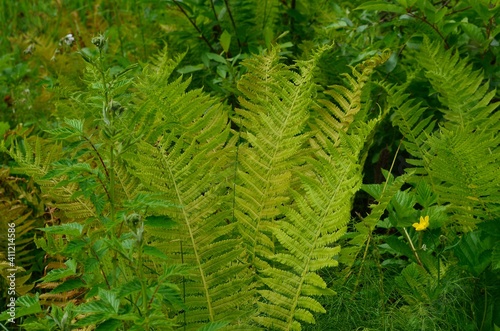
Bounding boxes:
[143,245,168,260]
[96,319,122,331]
[220,30,231,53]
[145,215,177,229]
[38,223,83,236]
[461,22,486,43]
[177,64,204,74]
[205,52,226,64]
[0,294,42,321]
[51,278,86,294]
[40,259,77,282]
[99,288,120,314]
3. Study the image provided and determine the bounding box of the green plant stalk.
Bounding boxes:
[95,44,116,226]
[173,0,216,53]
[402,227,423,267]
[137,233,149,329]
[223,0,242,50]
[96,44,121,294]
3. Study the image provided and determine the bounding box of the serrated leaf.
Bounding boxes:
[143,245,168,260]
[76,300,115,315]
[144,215,177,229]
[51,278,86,294]
[98,288,120,314]
[38,223,83,236]
[117,279,143,298]
[461,22,486,43]
[45,127,81,140]
[40,259,77,282]
[96,319,122,331]
[0,294,42,321]
[205,52,226,64]
[177,64,204,74]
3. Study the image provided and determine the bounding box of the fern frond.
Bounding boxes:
[0,169,46,301]
[130,47,189,141]
[418,37,500,131]
[423,126,500,226]
[7,136,98,221]
[253,53,388,330]
[125,48,253,330]
[230,0,280,43]
[392,40,500,227]
[9,136,59,178]
[256,153,355,329]
[234,46,324,270]
[312,50,391,150]
[388,84,436,173]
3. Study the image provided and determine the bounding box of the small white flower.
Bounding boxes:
[61,33,75,46]
[23,44,35,55]
[421,244,427,251]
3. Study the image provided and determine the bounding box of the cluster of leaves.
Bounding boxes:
[1,0,500,330]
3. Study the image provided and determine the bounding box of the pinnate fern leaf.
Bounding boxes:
[250,51,389,330]
[392,39,500,227]
[124,49,253,330]
[234,46,322,271]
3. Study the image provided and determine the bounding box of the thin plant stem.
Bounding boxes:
[137,231,149,329]
[83,135,110,179]
[209,0,219,25]
[402,227,423,267]
[172,0,216,53]
[406,11,449,49]
[223,0,242,50]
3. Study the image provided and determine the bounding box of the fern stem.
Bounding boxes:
[165,155,215,321]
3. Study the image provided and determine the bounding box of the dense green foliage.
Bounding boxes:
[1,1,499,330]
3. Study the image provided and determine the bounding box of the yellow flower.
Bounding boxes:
[413,215,429,231]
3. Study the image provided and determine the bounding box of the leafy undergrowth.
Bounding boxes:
[1,1,499,330]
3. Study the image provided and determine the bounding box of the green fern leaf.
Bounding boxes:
[125,48,253,330]
[392,40,500,227]
[234,46,324,271]
[252,52,388,330]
